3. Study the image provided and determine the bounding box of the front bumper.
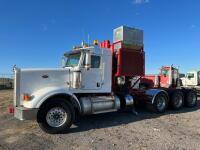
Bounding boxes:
[14,106,39,120]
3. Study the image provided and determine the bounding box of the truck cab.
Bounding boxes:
[13,42,120,134]
[63,45,112,92]
[181,71,200,86]
[140,66,180,89]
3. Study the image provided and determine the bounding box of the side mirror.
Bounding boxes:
[85,53,91,69]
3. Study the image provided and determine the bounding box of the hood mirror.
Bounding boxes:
[61,56,66,68]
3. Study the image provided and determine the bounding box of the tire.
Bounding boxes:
[170,90,184,110]
[37,98,75,134]
[152,92,168,113]
[185,90,197,107]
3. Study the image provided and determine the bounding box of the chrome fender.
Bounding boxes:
[145,89,169,104]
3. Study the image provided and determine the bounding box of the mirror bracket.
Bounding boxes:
[85,53,91,70]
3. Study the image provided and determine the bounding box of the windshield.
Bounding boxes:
[65,53,81,67]
[161,69,169,75]
[187,73,194,79]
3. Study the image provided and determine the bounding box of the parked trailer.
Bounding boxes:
[11,26,197,134]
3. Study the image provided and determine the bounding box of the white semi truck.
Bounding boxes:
[181,70,200,95]
[11,26,197,134]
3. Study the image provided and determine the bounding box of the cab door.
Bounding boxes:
[81,54,102,90]
[186,73,195,86]
[160,68,171,88]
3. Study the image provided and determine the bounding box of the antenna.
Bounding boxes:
[82,28,86,46]
[81,41,84,47]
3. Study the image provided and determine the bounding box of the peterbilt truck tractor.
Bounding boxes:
[11,26,197,134]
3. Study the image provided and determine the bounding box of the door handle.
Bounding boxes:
[97,82,101,87]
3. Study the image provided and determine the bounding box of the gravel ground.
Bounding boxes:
[0,90,200,150]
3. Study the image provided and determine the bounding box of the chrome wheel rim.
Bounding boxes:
[157,96,166,111]
[46,107,68,128]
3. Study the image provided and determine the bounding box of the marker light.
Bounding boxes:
[23,94,30,101]
[93,40,98,45]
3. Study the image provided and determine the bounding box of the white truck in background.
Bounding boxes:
[180,70,200,95]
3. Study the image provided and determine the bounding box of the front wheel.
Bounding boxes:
[37,98,75,134]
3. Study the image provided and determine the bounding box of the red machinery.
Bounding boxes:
[100,26,197,112]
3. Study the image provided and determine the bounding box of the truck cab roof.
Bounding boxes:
[64,45,111,57]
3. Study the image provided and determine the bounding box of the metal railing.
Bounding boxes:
[0,74,14,90]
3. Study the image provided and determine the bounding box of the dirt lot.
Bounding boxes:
[0,90,200,150]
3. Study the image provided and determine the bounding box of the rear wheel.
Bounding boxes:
[37,98,75,134]
[185,90,197,107]
[170,90,184,110]
[153,92,168,113]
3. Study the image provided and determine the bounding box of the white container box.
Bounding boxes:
[113,26,143,47]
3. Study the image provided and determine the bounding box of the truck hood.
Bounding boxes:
[14,68,71,106]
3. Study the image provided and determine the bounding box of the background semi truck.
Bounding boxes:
[12,26,197,134]
[180,70,200,95]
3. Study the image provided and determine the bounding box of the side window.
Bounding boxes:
[187,73,194,79]
[91,55,101,68]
